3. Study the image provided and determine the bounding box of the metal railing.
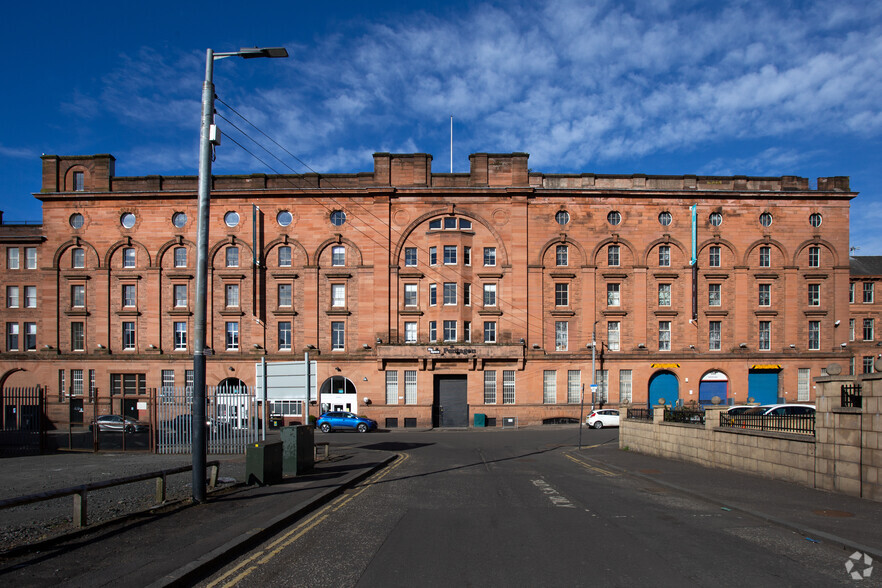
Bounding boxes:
[626,407,653,421]
[0,461,220,528]
[664,407,705,425]
[841,384,863,409]
[720,412,815,436]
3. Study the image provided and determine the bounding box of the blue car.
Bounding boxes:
[316,411,378,433]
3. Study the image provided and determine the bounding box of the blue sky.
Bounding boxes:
[2,0,881,252]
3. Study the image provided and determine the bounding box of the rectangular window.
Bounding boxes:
[556,245,568,266]
[607,283,620,306]
[122,321,136,349]
[174,321,187,350]
[464,246,471,266]
[331,246,345,266]
[863,318,874,341]
[483,321,497,343]
[24,322,36,350]
[443,245,457,265]
[502,370,516,404]
[71,284,85,307]
[608,245,620,267]
[464,283,471,306]
[864,282,874,303]
[758,283,771,306]
[331,284,344,307]
[620,370,633,404]
[225,322,239,350]
[278,246,291,267]
[483,247,496,266]
[659,321,671,351]
[110,373,146,396]
[279,283,293,307]
[89,369,96,401]
[863,356,874,374]
[443,282,457,305]
[709,321,721,350]
[72,248,85,268]
[555,283,569,306]
[7,248,19,270]
[543,370,557,404]
[567,370,581,404]
[278,322,292,351]
[331,321,345,350]
[385,371,398,405]
[849,356,855,376]
[429,320,437,342]
[404,321,417,343]
[160,370,175,403]
[429,246,437,265]
[808,321,820,350]
[404,247,417,267]
[404,284,418,307]
[807,284,820,306]
[709,246,721,267]
[225,284,239,307]
[658,245,670,267]
[24,286,36,308]
[429,283,437,306]
[6,286,19,308]
[797,368,811,401]
[6,323,19,351]
[483,283,497,307]
[849,283,855,303]
[59,370,65,401]
[174,284,187,307]
[555,321,568,351]
[808,246,820,267]
[123,284,136,307]
[443,320,457,342]
[483,370,497,404]
[71,369,83,397]
[708,283,721,307]
[759,321,771,350]
[607,322,620,351]
[71,322,84,351]
[174,247,187,268]
[25,248,36,269]
[658,283,671,306]
[464,321,471,342]
[269,400,303,417]
[850,318,856,341]
[404,370,417,404]
[73,171,85,191]
[123,247,136,268]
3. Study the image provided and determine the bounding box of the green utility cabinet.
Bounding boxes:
[281,425,315,476]
[245,440,283,485]
[474,413,486,428]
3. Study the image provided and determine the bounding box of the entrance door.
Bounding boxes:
[648,371,679,407]
[748,370,779,405]
[70,399,84,425]
[122,399,139,420]
[434,375,468,427]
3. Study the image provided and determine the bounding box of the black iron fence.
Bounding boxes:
[626,407,653,421]
[0,386,46,456]
[720,412,815,436]
[664,407,705,425]
[841,384,862,409]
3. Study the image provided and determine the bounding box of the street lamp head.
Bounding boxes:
[238,47,289,59]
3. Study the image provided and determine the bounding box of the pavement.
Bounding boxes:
[0,427,881,586]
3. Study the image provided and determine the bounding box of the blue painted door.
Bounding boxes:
[748,371,779,405]
[648,372,679,407]
[698,380,727,406]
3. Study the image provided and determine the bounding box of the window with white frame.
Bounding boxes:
[25,248,36,269]
[464,246,471,266]
[708,246,721,267]
[429,246,437,265]
[71,322,84,351]
[555,321,568,351]
[659,321,671,351]
[174,284,187,307]
[502,370,515,404]
[607,283,620,306]
[429,321,437,342]
[6,286,18,308]
[443,320,457,342]
[443,282,457,305]
[122,284,136,307]
[658,283,671,306]
[555,283,568,306]
[225,284,239,307]
[596,370,609,402]
[483,321,496,343]
[850,283,855,303]
[484,370,497,404]
[123,321,136,350]
[160,370,175,403]
[759,321,771,350]
[543,370,557,404]
[24,322,36,350]
[429,283,437,306]
[797,368,811,401]
[331,246,345,267]
[7,248,19,269]
[174,322,188,350]
[556,245,568,266]
[404,370,417,404]
[863,318,874,341]
[225,322,239,350]
[567,370,580,403]
[278,321,291,350]
[708,283,721,307]
[759,246,771,267]
[808,246,820,267]
[483,283,497,307]
[658,245,670,267]
[850,318,856,341]
[269,400,303,417]
[71,284,85,307]
[608,245,620,267]
[607,322,620,351]
[72,248,85,268]
[758,283,771,306]
[864,282,874,303]
[174,247,187,268]
[464,321,471,342]
[404,284,418,306]
[331,284,344,307]
[73,170,85,191]
[278,246,291,267]
[443,245,457,265]
[620,370,632,404]
[464,283,471,306]
[6,323,19,351]
[385,371,398,404]
[807,284,820,306]
[404,321,417,343]
[24,286,35,308]
[71,369,83,397]
[483,247,496,266]
[279,283,293,307]
[123,247,136,268]
[224,247,238,268]
[709,321,721,350]
[808,321,820,350]
[331,321,345,350]
[404,247,417,267]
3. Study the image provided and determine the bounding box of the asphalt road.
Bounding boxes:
[200,427,857,587]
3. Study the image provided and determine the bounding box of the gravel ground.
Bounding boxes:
[0,451,247,553]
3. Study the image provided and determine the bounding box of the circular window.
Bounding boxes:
[809,213,822,227]
[224,211,240,227]
[759,212,773,227]
[277,210,293,227]
[120,212,136,229]
[709,212,722,227]
[555,210,570,225]
[172,212,187,228]
[330,210,346,226]
[70,213,84,229]
[658,211,672,226]
[607,211,622,226]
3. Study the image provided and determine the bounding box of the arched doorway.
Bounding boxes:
[648,371,679,407]
[699,370,729,406]
[319,376,358,414]
[215,377,250,429]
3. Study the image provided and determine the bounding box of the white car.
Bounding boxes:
[586,409,620,429]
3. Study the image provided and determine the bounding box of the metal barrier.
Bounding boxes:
[842,384,863,409]
[0,461,219,527]
[626,407,653,421]
[156,386,258,454]
[664,408,705,425]
[720,412,815,436]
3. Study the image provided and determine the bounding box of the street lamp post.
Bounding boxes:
[193,46,287,502]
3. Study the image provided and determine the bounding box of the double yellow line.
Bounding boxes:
[208,453,409,588]
[564,452,618,477]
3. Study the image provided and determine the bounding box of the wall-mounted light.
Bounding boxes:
[335,366,342,372]
[376,337,382,344]
[834,320,841,327]
[363,376,368,381]
[532,343,540,349]
[637,343,646,349]
[841,342,847,348]
[306,344,316,349]
[739,343,747,349]
[789,344,796,349]
[362,343,371,349]
[689,345,695,349]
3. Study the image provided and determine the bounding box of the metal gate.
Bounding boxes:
[155,386,258,454]
[0,387,45,456]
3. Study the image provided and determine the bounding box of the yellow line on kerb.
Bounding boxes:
[565,453,618,477]
[208,453,408,588]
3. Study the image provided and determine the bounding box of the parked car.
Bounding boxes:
[162,414,232,434]
[726,405,753,415]
[586,409,620,429]
[316,411,378,433]
[743,404,815,416]
[91,415,149,433]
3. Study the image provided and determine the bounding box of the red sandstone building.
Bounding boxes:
[0,152,863,428]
